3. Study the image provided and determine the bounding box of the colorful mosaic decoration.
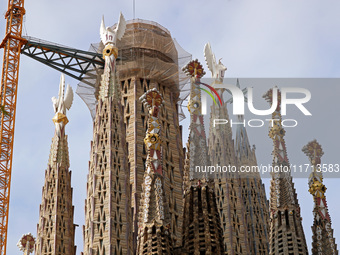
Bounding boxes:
[182,59,206,79]
[137,88,173,254]
[17,233,35,254]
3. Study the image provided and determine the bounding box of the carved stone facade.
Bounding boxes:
[207,79,270,254]
[83,96,133,255]
[115,21,185,250]
[208,88,251,255]
[235,116,270,255]
[35,76,76,255]
[84,20,184,254]
[83,23,133,254]
[35,134,76,255]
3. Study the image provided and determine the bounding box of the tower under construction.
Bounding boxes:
[83,17,186,254]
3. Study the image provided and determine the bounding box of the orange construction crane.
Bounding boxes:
[0,0,103,252]
[0,0,26,254]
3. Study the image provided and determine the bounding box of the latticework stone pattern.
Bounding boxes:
[137,223,173,254]
[235,116,270,255]
[238,171,270,255]
[83,97,133,255]
[267,121,308,255]
[182,184,224,254]
[119,78,184,250]
[208,94,254,255]
[112,21,185,250]
[35,134,76,255]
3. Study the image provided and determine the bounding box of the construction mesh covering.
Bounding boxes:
[76,19,192,121]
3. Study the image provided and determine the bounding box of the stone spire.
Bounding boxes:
[205,40,269,254]
[263,88,308,255]
[136,89,173,254]
[205,78,250,254]
[85,18,185,253]
[233,80,270,254]
[205,43,251,255]
[302,140,338,255]
[83,14,132,255]
[181,59,224,254]
[35,74,76,255]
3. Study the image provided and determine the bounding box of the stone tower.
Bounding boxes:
[83,16,185,254]
[302,140,338,255]
[263,88,308,255]
[83,14,133,255]
[136,89,173,254]
[114,19,185,250]
[205,41,270,254]
[181,60,224,254]
[35,74,76,255]
[207,79,250,255]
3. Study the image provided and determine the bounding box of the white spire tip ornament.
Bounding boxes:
[51,73,74,114]
[204,42,227,83]
[51,73,74,137]
[100,12,126,46]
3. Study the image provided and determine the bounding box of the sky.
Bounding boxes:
[0,0,340,254]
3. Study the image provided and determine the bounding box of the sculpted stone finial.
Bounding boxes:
[51,73,73,137]
[100,12,126,59]
[204,42,227,84]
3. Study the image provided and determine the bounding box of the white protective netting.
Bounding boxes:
[76,19,192,121]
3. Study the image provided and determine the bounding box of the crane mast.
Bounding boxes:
[0,1,103,253]
[0,0,26,254]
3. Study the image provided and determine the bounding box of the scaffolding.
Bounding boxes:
[76,19,191,120]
